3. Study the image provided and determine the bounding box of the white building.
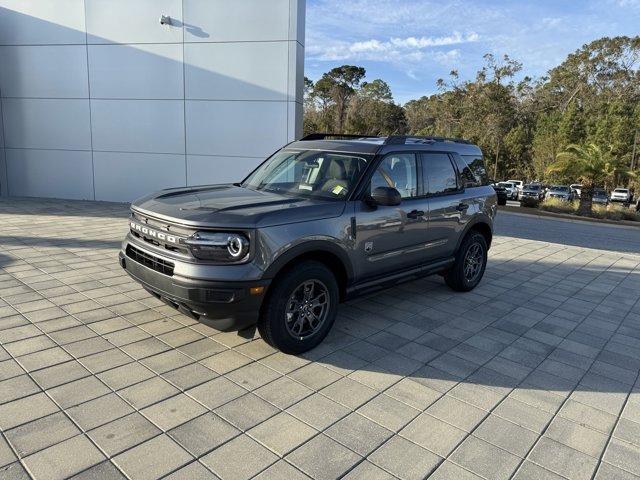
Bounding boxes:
[0,0,305,201]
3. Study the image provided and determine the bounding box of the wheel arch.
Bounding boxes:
[262,241,353,302]
[456,218,493,252]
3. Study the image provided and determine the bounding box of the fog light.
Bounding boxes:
[250,286,265,295]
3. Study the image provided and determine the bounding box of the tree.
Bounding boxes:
[546,144,620,215]
[314,65,366,132]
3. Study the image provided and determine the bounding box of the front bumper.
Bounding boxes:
[119,249,269,331]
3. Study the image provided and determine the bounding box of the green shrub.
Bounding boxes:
[540,198,577,214]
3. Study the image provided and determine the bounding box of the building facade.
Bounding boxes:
[0,0,305,201]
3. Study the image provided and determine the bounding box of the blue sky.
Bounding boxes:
[304,0,640,104]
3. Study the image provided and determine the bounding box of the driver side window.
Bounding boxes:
[370,153,417,198]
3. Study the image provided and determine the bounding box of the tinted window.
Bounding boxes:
[423,153,459,195]
[452,155,477,187]
[370,153,417,198]
[462,155,490,186]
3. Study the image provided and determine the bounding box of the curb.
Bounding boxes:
[498,205,640,229]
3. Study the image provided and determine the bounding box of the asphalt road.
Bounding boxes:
[495,209,640,254]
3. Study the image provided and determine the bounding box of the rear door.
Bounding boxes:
[353,152,431,280]
[421,152,470,259]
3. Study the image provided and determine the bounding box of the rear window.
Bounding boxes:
[453,154,490,187]
[614,189,628,193]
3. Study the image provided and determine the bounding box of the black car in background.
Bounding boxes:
[492,183,508,205]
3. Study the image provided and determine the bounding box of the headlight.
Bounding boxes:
[182,232,250,262]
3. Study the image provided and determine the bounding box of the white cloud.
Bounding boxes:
[307,32,478,62]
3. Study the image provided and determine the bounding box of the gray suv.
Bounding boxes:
[119,134,496,353]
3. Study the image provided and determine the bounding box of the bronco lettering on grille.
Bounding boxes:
[130,221,179,244]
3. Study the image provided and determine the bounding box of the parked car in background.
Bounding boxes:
[610,188,632,203]
[592,189,609,205]
[508,179,524,199]
[492,183,508,205]
[545,185,573,201]
[570,184,583,198]
[497,182,517,200]
[520,184,544,207]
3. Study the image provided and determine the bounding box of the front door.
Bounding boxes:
[353,152,430,280]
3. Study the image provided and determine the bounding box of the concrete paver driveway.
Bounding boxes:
[0,197,639,480]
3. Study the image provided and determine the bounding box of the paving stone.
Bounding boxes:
[68,461,126,480]
[23,435,106,480]
[603,438,640,476]
[0,375,40,403]
[320,377,377,409]
[168,412,239,457]
[429,461,484,480]
[96,362,155,390]
[400,412,467,457]
[545,415,609,457]
[357,393,419,432]
[289,363,343,390]
[187,376,247,410]
[202,435,278,480]
[384,378,442,410]
[254,460,311,480]
[162,363,218,390]
[67,393,134,431]
[529,437,599,480]
[493,397,553,433]
[558,398,617,434]
[141,393,207,431]
[5,411,80,458]
[119,376,180,409]
[163,461,219,480]
[426,395,487,432]
[0,393,59,430]
[249,412,318,456]
[473,414,538,458]
[450,435,521,480]
[369,436,441,480]
[113,434,192,480]
[512,461,566,479]
[287,393,350,430]
[595,462,640,480]
[254,375,312,409]
[0,435,16,468]
[87,412,161,457]
[287,434,361,480]
[214,393,279,431]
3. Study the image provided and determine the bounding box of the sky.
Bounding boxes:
[304,0,640,104]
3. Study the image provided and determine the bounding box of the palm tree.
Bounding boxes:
[546,144,619,215]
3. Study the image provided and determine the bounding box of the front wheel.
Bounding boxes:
[258,261,338,354]
[444,232,488,292]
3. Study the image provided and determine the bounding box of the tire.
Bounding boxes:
[258,261,339,354]
[444,232,488,292]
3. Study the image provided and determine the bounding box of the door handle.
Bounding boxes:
[407,209,424,219]
[456,203,469,212]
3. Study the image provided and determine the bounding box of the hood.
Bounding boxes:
[131,184,346,229]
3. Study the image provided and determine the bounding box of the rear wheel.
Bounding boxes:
[445,232,487,292]
[258,261,338,354]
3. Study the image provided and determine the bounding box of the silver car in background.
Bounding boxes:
[545,185,573,201]
[592,189,609,205]
[610,188,632,203]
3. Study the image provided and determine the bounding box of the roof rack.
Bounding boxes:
[300,133,382,141]
[300,133,472,145]
[384,135,472,145]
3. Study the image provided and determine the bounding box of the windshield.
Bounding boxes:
[242,149,370,200]
[594,190,607,196]
[550,186,569,192]
[524,185,540,191]
[614,189,628,193]
[498,182,512,188]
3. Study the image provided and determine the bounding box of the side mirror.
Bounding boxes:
[369,186,402,206]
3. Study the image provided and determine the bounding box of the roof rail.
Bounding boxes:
[300,133,382,141]
[384,135,472,145]
[300,133,472,145]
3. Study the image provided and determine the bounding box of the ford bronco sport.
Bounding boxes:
[120,134,496,353]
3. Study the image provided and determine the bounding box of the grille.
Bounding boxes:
[126,245,174,276]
